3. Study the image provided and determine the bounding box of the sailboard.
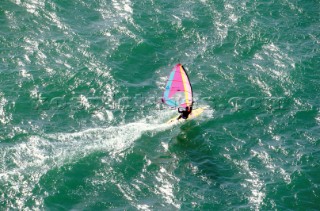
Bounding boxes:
[166,107,205,124]
[162,64,204,124]
[162,64,193,108]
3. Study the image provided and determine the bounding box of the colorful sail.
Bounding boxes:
[162,64,193,108]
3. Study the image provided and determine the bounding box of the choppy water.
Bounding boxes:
[1,0,319,210]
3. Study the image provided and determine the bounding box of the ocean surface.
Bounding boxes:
[1,0,319,210]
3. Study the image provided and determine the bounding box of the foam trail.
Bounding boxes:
[0,121,171,209]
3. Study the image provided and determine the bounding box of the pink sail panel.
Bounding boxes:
[162,64,193,108]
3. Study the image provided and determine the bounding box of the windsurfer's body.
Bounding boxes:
[177,106,192,120]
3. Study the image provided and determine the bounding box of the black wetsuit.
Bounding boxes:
[177,107,192,120]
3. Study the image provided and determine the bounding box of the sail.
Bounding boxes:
[162,64,193,108]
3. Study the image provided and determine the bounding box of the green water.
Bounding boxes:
[0,0,319,210]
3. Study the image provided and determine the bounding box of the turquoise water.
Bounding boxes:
[1,0,319,210]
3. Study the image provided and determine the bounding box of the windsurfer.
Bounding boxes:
[177,106,192,120]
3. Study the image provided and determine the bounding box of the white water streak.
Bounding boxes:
[0,121,172,209]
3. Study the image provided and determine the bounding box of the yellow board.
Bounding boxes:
[166,107,205,124]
